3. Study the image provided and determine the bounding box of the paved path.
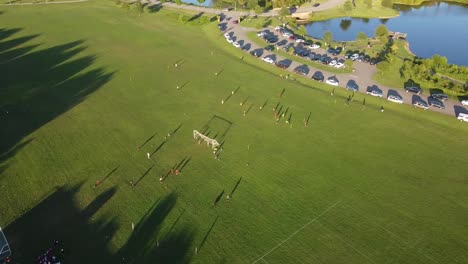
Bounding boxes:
[221,14,466,118]
[0,0,88,6]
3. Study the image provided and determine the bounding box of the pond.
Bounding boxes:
[304,1,468,66]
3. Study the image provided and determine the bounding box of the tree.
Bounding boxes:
[356,31,368,47]
[374,24,388,43]
[121,1,130,10]
[323,31,333,46]
[432,54,448,68]
[279,6,290,17]
[297,25,307,37]
[247,0,257,9]
[134,1,144,15]
[236,0,246,7]
[343,0,353,13]
[254,5,264,14]
[175,0,182,5]
[382,0,393,8]
[265,0,272,9]
[197,0,206,5]
[365,0,372,8]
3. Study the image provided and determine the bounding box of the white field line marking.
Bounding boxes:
[342,203,440,264]
[252,201,341,264]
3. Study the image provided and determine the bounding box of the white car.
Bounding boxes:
[387,95,403,104]
[257,31,266,37]
[367,90,383,97]
[274,26,283,31]
[295,38,305,43]
[226,37,234,43]
[309,44,320,50]
[335,62,344,68]
[329,60,337,67]
[457,113,468,122]
[282,32,292,38]
[224,32,230,38]
[325,78,339,86]
[262,56,275,64]
[350,54,359,61]
[233,41,241,48]
[462,100,468,106]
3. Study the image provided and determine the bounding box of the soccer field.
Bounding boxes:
[0,2,467,263]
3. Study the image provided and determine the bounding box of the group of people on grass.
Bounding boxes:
[37,240,64,264]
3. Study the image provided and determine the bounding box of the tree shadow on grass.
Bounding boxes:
[5,186,194,263]
[0,29,114,179]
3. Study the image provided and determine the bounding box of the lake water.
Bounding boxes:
[181,0,213,7]
[305,1,468,66]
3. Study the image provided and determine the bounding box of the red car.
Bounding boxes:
[288,35,295,40]
[233,20,239,24]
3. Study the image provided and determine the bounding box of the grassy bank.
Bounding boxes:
[308,0,399,21]
[1,1,468,264]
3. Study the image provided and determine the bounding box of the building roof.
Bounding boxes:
[0,227,11,260]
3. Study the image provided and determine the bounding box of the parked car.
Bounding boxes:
[363,55,371,63]
[387,95,403,104]
[335,62,345,68]
[462,100,468,106]
[282,43,294,51]
[250,50,261,57]
[350,54,359,61]
[224,32,231,38]
[309,44,320,50]
[457,113,468,122]
[431,93,448,101]
[313,3,320,7]
[428,96,445,109]
[405,86,422,94]
[226,37,234,44]
[346,80,359,92]
[327,48,335,54]
[312,71,324,82]
[262,56,275,64]
[366,85,383,97]
[329,60,337,67]
[294,65,309,76]
[295,38,305,43]
[275,60,290,69]
[334,47,343,55]
[233,20,239,24]
[275,39,287,47]
[222,7,232,12]
[344,50,353,59]
[413,100,429,110]
[288,35,296,40]
[326,77,339,86]
[369,58,378,65]
[233,41,241,48]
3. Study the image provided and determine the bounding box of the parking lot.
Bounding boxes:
[220,15,468,119]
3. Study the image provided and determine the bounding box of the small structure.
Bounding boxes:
[193,130,220,149]
[388,31,407,40]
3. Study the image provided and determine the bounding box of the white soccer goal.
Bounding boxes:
[193,130,220,149]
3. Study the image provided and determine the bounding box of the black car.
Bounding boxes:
[313,3,320,7]
[265,45,275,51]
[428,96,445,109]
[344,51,353,59]
[282,43,294,51]
[431,93,448,101]
[320,56,331,65]
[405,86,422,94]
[334,47,343,55]
[369,58,378,65]
[294,65,310,76]
[312,71,324,82]
[363,55,371,63]
[275,60,290,69]
[250,50,261,57]
[327,48,335,54]
[275,39,287,47]
[346,80,359,91]
[312,53,321,61]
[266,36,278,43]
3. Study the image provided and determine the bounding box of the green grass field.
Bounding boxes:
[1,1,468,263]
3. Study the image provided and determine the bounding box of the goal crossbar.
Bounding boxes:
[193,130,220,149]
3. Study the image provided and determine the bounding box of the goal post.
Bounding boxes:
[193,130,220,149]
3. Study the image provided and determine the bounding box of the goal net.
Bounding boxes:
[193,130,220,149]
